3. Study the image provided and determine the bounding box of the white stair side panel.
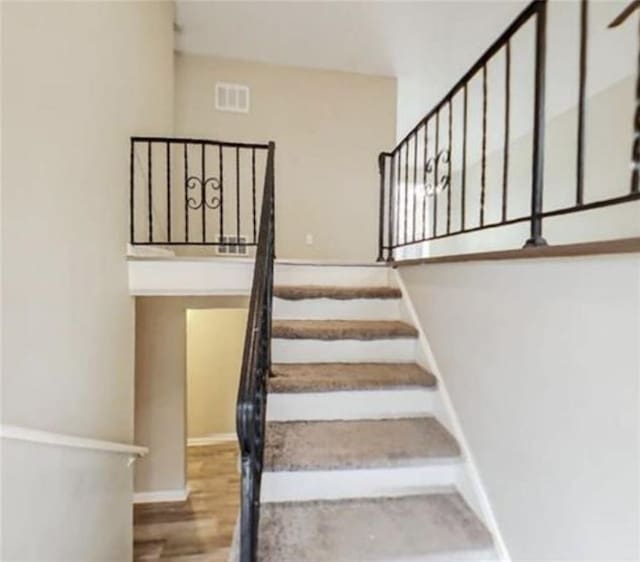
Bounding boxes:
[128,258,253,295]
[273,297,402,321]
[266,389,436,421]
[271,338,417,363]
[261,462,462,502]
[274,264,391,287]
[393,268,510,562]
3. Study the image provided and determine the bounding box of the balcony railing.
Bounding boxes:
[377,0,640,262]
[129,136,271,253]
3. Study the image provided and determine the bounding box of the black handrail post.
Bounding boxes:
[632,13,640,194]
[576,0,588,205]
[524,0,549,248]
[129,138,134,244]
[271,142,277,260]
[377,153,386,262]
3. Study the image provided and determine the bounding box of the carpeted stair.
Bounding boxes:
[274,284,402,300]
[269,361,437,393]
[234,281,496,561]
[259,493,495,562]
[272,319,418,340]
[264,417,460,471]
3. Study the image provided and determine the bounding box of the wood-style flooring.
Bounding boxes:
[134,442,239,562]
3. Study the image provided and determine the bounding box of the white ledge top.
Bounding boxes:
[0,424,148,457]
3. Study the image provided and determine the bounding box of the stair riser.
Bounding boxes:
[273,297,402,321]
[275,264,391,287]
[261,462,462,502]
[266,389,436,421]
[272,338,417,363]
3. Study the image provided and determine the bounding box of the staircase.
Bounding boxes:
[253,272,497,561]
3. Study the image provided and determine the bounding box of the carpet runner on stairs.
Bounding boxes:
[269,362,437,393]
[272,319,418,340]
[258,493,495,562]
[234,281,496,561]
[264,417,460,471]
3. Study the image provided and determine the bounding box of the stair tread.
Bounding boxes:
[269,362,436,393]
[258,493,495,562]
[264,417,460,471]
[272,319,417,340]
[274,285,402,300]
[133,539,165,561]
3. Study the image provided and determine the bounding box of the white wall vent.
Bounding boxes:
[216,235,249,255]
[215,82,250,113]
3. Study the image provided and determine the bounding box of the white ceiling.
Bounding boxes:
[175,1,529,78]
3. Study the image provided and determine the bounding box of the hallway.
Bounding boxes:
[134,443,239,561]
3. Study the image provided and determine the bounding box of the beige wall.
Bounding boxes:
[400,254,640,560]
[135,296,248,494]
[174,53,396,261]
[187,308,248,439]
[1,1,174,560]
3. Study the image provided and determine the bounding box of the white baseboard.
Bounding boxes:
[134,486,190,504]
[393,269,511,562]
[187,433,237,447]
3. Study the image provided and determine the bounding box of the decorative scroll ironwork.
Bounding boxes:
[424,149,450,197]
[186,176,222,210]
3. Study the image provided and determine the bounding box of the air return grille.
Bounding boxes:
[216,235,249,255]
[215,82,250,113]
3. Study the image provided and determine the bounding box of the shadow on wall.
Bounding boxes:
[134,296,248,497]
[186,308,249,445]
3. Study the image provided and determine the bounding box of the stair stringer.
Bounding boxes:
[392,267,511,562]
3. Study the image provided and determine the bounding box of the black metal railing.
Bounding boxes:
[377,0,640,262]
[130,137,270,252]
[236,141,275,562]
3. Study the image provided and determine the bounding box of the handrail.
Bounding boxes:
[131,136,270,150]
[0,424,148,457]
[236,140,275,562]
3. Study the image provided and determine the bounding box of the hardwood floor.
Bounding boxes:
[134,442,240,562]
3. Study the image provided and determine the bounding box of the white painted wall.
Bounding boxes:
[398,254,640,561]
[1,2,174,559]
[396,0,635,140]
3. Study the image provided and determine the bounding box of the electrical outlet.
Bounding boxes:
[305,233,314,246]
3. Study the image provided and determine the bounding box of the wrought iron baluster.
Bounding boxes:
[166,142,171,243]
[502,41,511,222]
[184,144,189,243]
[377,154,386,262]
[396,149,401,248]
[634,17,640,194]
[236,146,241,245]
[412,132,418,242]
[252,148,257,244]
[480,64,488,227]
[525,0,548,247]
[129,139,134,244]
[201,144,206,243]
[219,145,224,243]
[447,99,453,234]
[403,142,409,245]
[422,121,429,240]
[389,153,396,259]
[462,84,468,231]
[148,142,153,243]
[576,0,588,205]
[433,111,440,238]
